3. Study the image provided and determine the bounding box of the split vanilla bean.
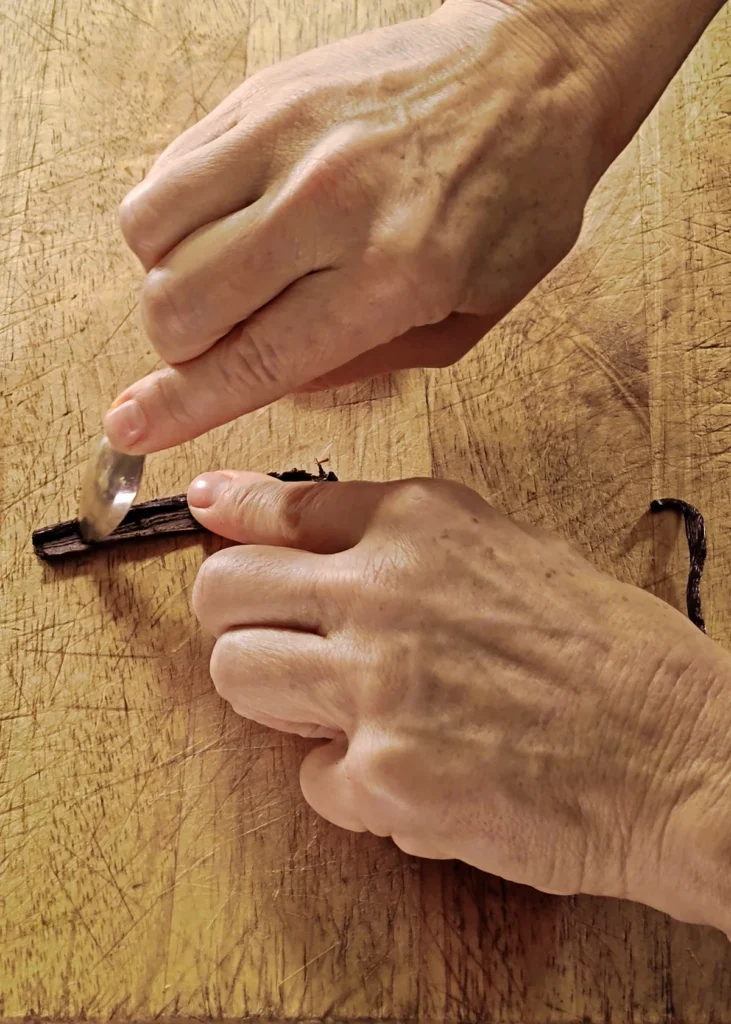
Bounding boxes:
[32,467,338,561]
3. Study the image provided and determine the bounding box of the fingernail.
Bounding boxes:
[104,399,146,448]
[188,472,231,509]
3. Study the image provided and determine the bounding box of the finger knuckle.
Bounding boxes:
[383,478,450,519]
[363,234,456,327]
[227,480,297,546]
[221,478,311,548]
[118,193,139,245]
[141,268,195,357]
[275,484,322,546]
[220,324,285,397]
[191,553,226,630]
[345,732,411,835]
[226,478,261,526]
[135,368,198,436]
[209,634,239,702]
[119,188,161,267]
[391,833,422,858]
[296,122,373,206]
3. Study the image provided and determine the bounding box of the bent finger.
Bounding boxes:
[192,544,341,637]
[211,627,348,731]
[136,192,336,364]
[120,129,270,270]
[105,269,414,454]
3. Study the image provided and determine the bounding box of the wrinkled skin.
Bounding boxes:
[187,471,731,937]
[101,0,730,936]
[105,0,607,453]
[106,0,722,455]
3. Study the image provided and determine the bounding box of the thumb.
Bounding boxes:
[186,470,389,553]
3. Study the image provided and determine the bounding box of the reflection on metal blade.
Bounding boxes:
[77,434,145,542]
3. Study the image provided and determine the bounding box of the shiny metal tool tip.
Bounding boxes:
[78,434,145,543]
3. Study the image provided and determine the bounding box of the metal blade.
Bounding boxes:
[78,434,145,542]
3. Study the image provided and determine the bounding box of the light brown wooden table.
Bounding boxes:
[1,0,730,1020]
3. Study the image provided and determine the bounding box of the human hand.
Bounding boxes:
[105,0,608,453]
[186,470,731,936]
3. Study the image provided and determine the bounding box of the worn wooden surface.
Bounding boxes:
[1,0,730,1019]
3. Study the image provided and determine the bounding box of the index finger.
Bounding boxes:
[103,267,413,454]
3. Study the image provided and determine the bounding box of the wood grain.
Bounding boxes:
[1,0,729,1020]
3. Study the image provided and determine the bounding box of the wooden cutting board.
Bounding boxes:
[1,0,730,1019]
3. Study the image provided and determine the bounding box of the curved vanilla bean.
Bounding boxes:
[650,497,707,633]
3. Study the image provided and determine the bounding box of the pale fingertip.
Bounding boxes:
[188,471,232,510]
[187,471,276,536]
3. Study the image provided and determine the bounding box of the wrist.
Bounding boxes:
[439,0,726,176]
